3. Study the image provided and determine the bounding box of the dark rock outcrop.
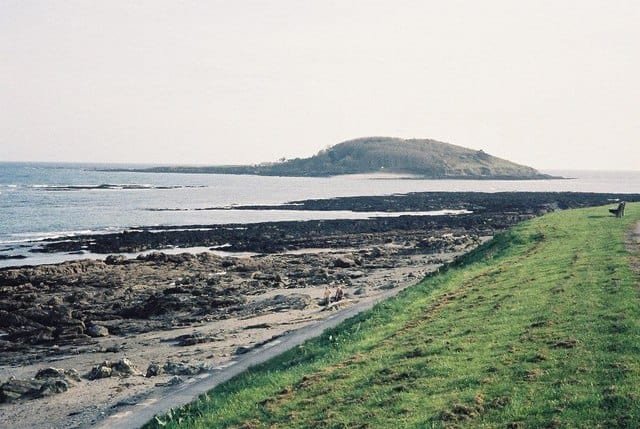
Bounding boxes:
[0,367,79,403]
[162,361,212,376]
[86,358,140,380]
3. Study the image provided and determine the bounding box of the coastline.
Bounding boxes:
[1,192,638,428]
[98,166,559,181]
[0,235,483,428]
[3,191,636,263]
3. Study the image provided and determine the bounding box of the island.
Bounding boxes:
[106,137,555,179]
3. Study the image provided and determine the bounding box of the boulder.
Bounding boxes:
[37,379,69,397]
[35,367,66,380]
[136,252,167,262]
[252,272,283,282]
[162,361,211,376]
[175,332,216,347]
[155,376,183,387]
[347,270,365,278]
[0,367,77,403]
[54,319,86,340]
[105,255,126,265]
[137,252,194,264]
[112,358,139,376]
[234,259,260,273]
[0,378,42,403]
[35,367,81,382]
[248,293,314,315]
[87,363,113,380]
[86,358,140,379]
[274,294,313,310]
[235,346,251,355]
[333,257,357,268]
[146,363,162,378]
[86,324,109,337]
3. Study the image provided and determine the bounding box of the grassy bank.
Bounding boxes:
[147,204,640,428]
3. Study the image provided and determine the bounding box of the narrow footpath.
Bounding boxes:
[90,285,413,429]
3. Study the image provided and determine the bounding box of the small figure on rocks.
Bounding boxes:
[323,287,331,306]
[333,286,344,302]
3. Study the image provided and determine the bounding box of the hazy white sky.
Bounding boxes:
[1,1,639,170]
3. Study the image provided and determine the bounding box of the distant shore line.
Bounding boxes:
[99,166,561,180]
[1,191,636,268]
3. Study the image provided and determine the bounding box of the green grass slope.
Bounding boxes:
[147,204,640,429]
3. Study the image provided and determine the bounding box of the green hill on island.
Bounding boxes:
[146,203,640,428]
[128,137,553,179]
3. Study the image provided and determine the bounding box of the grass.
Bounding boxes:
[146,204,640,429]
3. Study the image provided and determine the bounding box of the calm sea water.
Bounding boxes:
[0,162,638,265]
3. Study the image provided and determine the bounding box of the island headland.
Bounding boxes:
[104,137,557,179]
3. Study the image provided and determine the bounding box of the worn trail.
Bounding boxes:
[90,285,409,429]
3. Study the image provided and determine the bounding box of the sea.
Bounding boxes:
[1,162,638,267]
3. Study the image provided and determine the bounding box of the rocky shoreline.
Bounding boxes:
[227,190,637,212]
[1,233,480,367]
[23,191,638,256]
[0,191,636,428]
[0,239,479,428]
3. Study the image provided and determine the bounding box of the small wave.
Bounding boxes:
[145,208,191,212]
[145,227,215,233]
[28,184,206,191]
[211,243,232,249]
[0,228,123,245]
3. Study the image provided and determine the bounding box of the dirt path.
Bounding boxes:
[90,285,410,429]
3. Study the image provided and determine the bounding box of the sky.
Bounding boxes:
[1,1,639,170]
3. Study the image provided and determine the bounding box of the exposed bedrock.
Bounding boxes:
[1,191,634,367]
[28,191,639,255]
[0,230,476,366]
